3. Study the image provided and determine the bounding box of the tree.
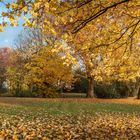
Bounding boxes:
[1,1,140,37]
[25,46,74,95]
[0,48,12,92]
[67,18,140,97]
[6,28,74,97]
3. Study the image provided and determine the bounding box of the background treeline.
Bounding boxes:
[1,76,139,99]
[0,28,139,99]
[68,78,138,98]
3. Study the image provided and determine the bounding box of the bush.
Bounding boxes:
[0,92,14,97]
[6,85,60,98]
[66,77,130,98]
[94,81,129,98]
[36,87,60,98]
[70,77,88,93]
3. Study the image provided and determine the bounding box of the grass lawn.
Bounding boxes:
[0,97,139,139]
[0,97,139,116]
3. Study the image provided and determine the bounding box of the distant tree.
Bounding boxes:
[7,29,74,97]
[0,47,12,92]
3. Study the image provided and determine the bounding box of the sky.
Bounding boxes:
[0,0,24,48]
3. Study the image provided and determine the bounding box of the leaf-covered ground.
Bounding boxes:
[0,97,139,139]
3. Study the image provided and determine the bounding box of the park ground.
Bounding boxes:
[0,97,140,139]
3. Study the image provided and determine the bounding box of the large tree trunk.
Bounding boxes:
[137,86,140,99]
[86,77,94,98]
[135,77,140,99]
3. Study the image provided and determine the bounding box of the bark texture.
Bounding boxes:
[87,77,94,98]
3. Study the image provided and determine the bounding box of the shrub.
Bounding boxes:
[37,87,60,98]
[94,81,129,98]
[70,77,88,93]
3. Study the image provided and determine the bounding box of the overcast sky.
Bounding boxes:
[0,0,23,48]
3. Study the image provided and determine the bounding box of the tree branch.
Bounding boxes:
[72,0,130,34]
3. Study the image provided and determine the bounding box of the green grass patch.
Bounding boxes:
[0,98,139,118]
